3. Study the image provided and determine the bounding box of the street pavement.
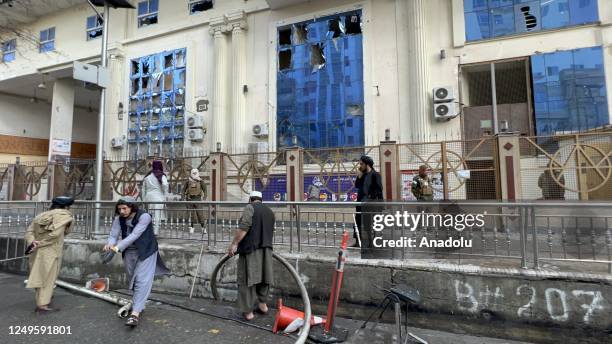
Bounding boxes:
[0,272,533,344]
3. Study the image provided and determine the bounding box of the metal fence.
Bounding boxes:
[0,200,610,273]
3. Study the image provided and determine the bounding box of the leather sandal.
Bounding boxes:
[125,314,139,327]
[254,305,269,315]
[243,312,254,321]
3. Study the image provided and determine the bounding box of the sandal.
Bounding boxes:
[243,312,254,321]
[125,314,139,327]
[254,305,268,315]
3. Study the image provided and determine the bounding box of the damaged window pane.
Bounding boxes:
[189,0,213,14]
[138,0,159,28]
[131,79,140,96]
[138,14,158,27]
[164,53,174,69]
[142,76,150,93]
[327,18,345,39]
[152,74,162,93]
[310,43,325,71]
[279,49,292,71]
[292,24,307,45]
[174,69,186,89]
[131,60,140,76]
[279,27,292,46]
[175,92,185,106]
[346,104,363,116]
[163,72,173,91]
[345,14,361,34]
[142,58,151,75]
[175,50,186,68]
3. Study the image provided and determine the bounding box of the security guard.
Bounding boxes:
[183,168,208,233]
[411,165,434,201]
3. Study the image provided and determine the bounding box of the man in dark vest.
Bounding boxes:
[354,155,383,250]
[228,191,274,321]
[102,197,169,327]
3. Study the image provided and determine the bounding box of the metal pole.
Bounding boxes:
[94,3,110,236]
[490,63,499,135]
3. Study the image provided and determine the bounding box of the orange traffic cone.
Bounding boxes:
[272,299,325,334]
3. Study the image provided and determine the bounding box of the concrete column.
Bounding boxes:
[379,141,400,201]
[497,134,522,200]
[228,11,248,154]
[48,79,75,162]
[285,147,304,202]
[209,16,229,153]
[406,0,431,142]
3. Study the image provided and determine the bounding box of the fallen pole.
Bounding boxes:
[210,252,312,344]
[55,280,133,318]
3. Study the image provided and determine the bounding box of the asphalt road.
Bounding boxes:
[0,272,533,344]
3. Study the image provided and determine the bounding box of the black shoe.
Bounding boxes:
[35,307,59,315]
[125,314,139,327]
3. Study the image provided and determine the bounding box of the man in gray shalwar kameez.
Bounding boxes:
[103,197,169,327]
[228,191,274,321]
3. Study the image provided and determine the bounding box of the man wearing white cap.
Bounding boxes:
[228,190,275,321]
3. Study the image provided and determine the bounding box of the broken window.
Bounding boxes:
[86,15,103,41]
[279,27,292,46]
[175,50,186,68]
[152,74,162,93]
[292,24,307,45]
[163,72,173,91]
[279,49,292,71]
[152,94,161,108]
[150,113,160,126]
[131,60,141,75]
[327,18,344,39]
[141,76,150,93]
[345,14,361,34]
[174,69,186,89]
[161,92,173,108]
[310,43,325,71]
[189,0,213,14]
[138,0,159,28]
[142,58,151,75]
[164,53,173,69]
[175,92,185,106]
[131,79,140,96]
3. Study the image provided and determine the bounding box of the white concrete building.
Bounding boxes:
[0,0,610,163]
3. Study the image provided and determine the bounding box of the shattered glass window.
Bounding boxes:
[138,0,159,28]
[464,0,599,42]
[86,15,103,41]
[276,10,364,150]
[128,48,187,158]
[189,0,213,14]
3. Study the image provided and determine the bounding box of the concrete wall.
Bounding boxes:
[0,93,98,144]
[3,238,610,343]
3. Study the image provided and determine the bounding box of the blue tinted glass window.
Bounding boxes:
[149,0,158,12]
[40,30,47,42]
[544,50,572,82]
[465,11,491,41]
[490,6,515,37]
[532,46,608,134]
[541,0,570,29]
[2,39,15,63]
[138,1,148,15]
[489,0,513,8]
[569,0,598,25]
[39,28,55,53]
[464,0,488,12]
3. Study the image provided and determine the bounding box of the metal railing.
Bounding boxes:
[1,200,611,273]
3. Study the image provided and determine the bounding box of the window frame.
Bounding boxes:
[39,27,55,53]
[86,14,104,41]
[137,0,159,28]
[2,39,16,62]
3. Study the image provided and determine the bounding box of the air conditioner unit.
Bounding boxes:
[252,123,269,137]
[433,86,455,103]
[186,114,203,128]
[111,135,125,148]
[187,128,205,141]
[434,102,458,120]
[248,142,269,154]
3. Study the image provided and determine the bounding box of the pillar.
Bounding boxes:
[285,147,304,201]
[210,16,229,153]
[497,134,522,200]
[48,79,75,162]
[406,0,431,142]
[208,152,226,201]
[228,11,248,154]
[379,141,400,201]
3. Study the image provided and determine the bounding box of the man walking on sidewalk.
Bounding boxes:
[228,191,274,321]
[25,196,74,314]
